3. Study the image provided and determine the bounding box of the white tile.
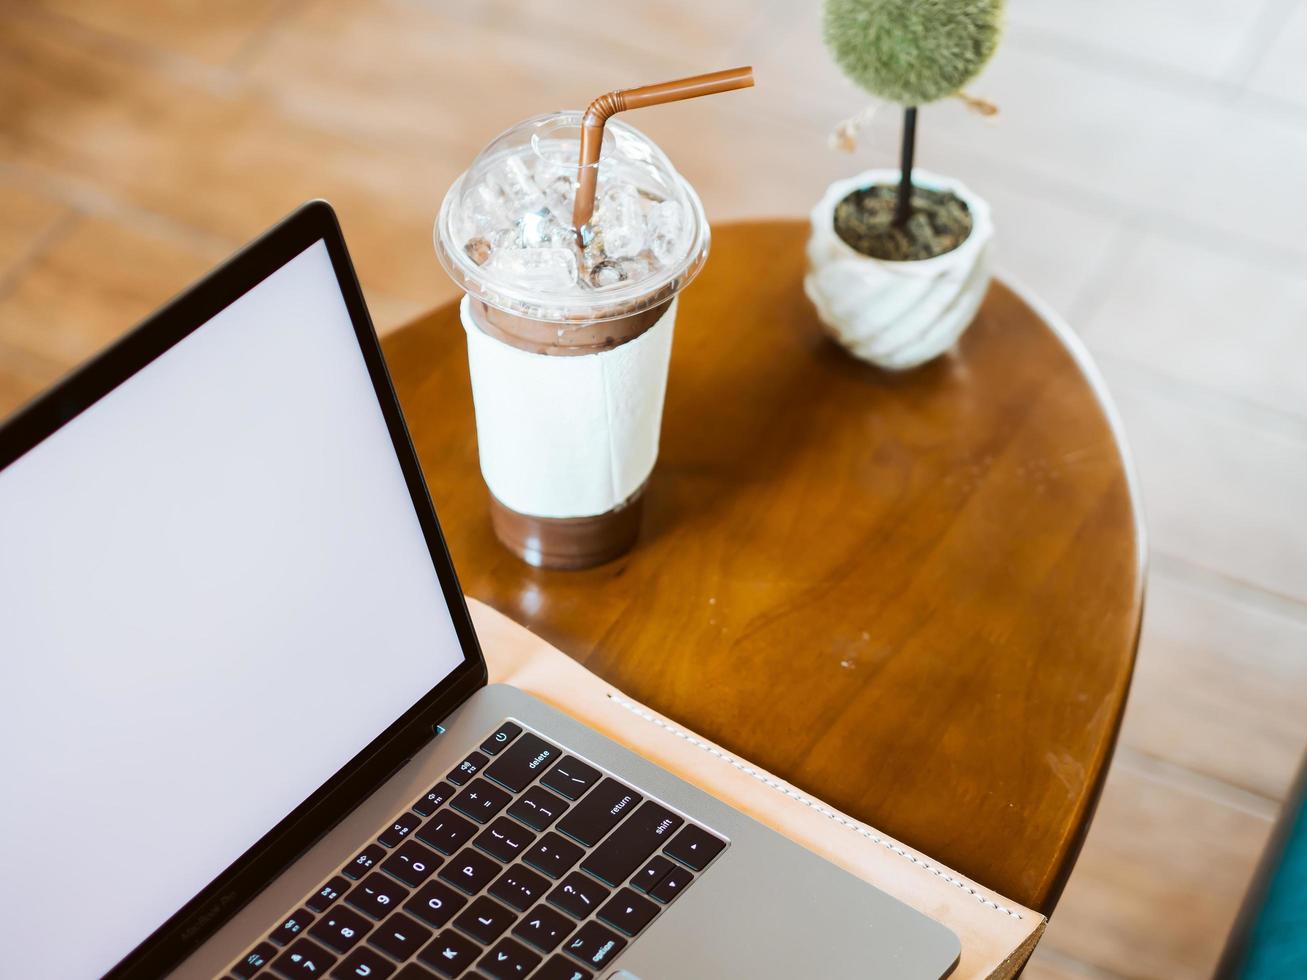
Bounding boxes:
[736,15,1307,267]
[1246,0,1307,110]
[1040,761,1271,978]
[1081,231,1307,419]
[1100,359,1307,602]
[1005,0,1275,79]
[1121,571,1307,798]
[915,45,1307,259]
[975,181,1122,315]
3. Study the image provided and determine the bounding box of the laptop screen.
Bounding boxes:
[0,240,468,977]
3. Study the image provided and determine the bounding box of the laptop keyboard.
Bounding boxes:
[225,719,728,980]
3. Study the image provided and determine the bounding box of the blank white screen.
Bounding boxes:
[0,240,466,977]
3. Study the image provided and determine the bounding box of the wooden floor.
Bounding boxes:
[2,2,1305,976]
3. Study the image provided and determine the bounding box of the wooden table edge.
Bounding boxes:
[999,275,1148,913]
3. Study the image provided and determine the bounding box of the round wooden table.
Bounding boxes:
[383,220,1145,915]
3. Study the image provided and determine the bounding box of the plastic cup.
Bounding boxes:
[435,112,709,569]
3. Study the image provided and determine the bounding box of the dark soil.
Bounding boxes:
[833,184,973,262]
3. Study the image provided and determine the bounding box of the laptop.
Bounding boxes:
[0,201,960,980]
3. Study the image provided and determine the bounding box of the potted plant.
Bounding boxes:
[805,0,1003,370]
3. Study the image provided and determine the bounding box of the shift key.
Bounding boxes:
[581,801,683,887]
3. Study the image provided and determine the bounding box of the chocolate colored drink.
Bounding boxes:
[435,113,709,569]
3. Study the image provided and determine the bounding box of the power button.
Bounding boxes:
[479,720,523,755]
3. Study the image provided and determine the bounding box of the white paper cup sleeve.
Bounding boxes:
[461,296,677,519]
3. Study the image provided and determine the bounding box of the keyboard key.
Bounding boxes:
[413,781,457,817]
[405,880,467,929]
[345,873,410,920]
[270,908,315,946]
[344,844,387,879]
[382,840,442,888]
[379,812,422,848]
[650,864,693,904]
[307,876,351,913]
[533,955,593,980]
[479,721,522,756]
[233,941,277,978]
[580,801,683,887]
[394,966,440,980]
[451,779,512,824]
[522,832,584,879]
[631,855,675,895]
[452,895,516,944]
[330,946,396,979]
[485,732,561,793]
[367,912,433,962]
[474,817,536,863]
[511,904,574,953]
[663,824,725,870]
[597,888,659,936]
[506,787,568,832]
[449,752,489,786]
[272,937,338,978]
[309,906,372,954]
[561,921,626,971]
[417,811,477,855]
[438,847,501,894]
[546,872,609,920]
[478,937,541,979]
[417,929,481,977]
[488,864,550,912]
[539,758,601,801]
[555,778,641,847]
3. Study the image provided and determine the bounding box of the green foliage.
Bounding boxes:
[823,0,1003,106]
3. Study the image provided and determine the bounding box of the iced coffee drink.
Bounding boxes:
[435,70,752,569]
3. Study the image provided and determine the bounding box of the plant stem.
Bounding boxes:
[894,105,917,228]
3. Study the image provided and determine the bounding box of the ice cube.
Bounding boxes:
[578,227,606,273]
[490,247,578,290]
[517,208,558,248]
[517,208,576,250]
[490,226,520,250]
[464,236,493,266]
[547,222,577,248]
[648,200,684,266]
[500,156,544,213]
[540,173,576,218]
[617,255,653,281]
[594,184,646,258]
[588,260,626,288]
[470,179,514,235]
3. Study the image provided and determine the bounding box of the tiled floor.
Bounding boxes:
[3,2,1305,976]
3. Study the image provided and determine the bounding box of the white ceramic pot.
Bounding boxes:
[804,169,993,370]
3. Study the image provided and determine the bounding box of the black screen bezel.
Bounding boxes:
[0,200,488,979]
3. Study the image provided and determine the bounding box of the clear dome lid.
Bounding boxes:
[435,112,709,323]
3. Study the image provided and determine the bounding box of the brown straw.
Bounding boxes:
[572,66,755,232]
